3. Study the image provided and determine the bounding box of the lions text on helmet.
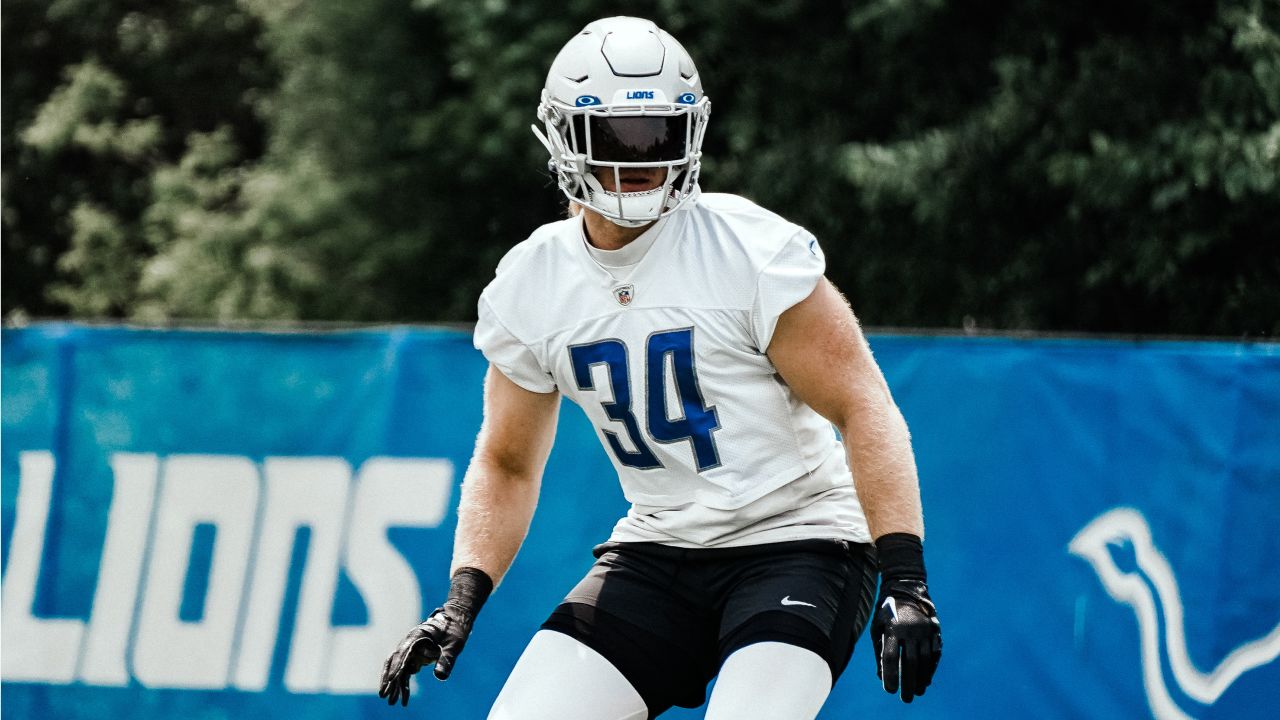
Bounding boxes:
[531,17,710,228]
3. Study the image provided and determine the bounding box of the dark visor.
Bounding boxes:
[580,115,689,163]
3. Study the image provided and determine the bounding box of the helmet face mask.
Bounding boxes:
[533,17,710,228]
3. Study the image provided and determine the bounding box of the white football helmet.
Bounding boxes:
[533,17,711,227]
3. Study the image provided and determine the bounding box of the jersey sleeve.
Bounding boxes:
[750,229,826,352]
[474,296,557,393]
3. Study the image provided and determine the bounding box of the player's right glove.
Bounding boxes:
[378,567,493,707]
[870,533,942,704]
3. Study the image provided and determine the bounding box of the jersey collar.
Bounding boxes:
[582,214,669,269]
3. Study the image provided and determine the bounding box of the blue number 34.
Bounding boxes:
[569,328,722,472]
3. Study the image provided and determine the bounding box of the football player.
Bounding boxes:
[380,16,942,719]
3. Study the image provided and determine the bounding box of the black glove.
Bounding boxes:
[378,567,493,707]
[871,533,942,703]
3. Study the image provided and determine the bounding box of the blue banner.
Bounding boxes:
[3,324,1277,719]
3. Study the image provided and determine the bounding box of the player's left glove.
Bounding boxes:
[378,567,493,707]
[871,533,942,704]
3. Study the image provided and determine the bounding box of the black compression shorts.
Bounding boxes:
[540,539,877,718]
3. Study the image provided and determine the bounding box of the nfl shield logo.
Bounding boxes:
[613,284,635,307]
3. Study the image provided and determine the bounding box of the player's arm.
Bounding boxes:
[767,277,920,539]
[767,277,941,704]
[379,365,560,707]
[451,364,560,582]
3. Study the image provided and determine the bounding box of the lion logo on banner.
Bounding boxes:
[1070,508,1280,720]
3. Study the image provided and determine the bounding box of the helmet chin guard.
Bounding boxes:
[533,17,710,227]
[580,166,683,228]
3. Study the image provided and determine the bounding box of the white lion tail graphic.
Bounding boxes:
[1069,507,1280,720]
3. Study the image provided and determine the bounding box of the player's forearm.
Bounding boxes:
[448,456,541,586]
[840,399,925,540]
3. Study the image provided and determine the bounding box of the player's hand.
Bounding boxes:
[378,604,475,706]
[378,567,493,707]
[871,577,942,703]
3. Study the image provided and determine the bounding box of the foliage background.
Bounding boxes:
[5,0,1278,335]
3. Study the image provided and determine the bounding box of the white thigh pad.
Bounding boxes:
[488,630,648,720]
[705,642,832,720]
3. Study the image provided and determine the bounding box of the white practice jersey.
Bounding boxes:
[474,191,871,547]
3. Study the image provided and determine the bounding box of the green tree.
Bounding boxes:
[128,0,569,321]
[6,0,1277,335]
[835,0,1280,334]
[2,0,273,317]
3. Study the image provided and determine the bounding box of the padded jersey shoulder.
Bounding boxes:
[491,216,578,277]
[686,192,818,274]
[482,217,580,305]
[477,215,586,344]
[693,192,812,253]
